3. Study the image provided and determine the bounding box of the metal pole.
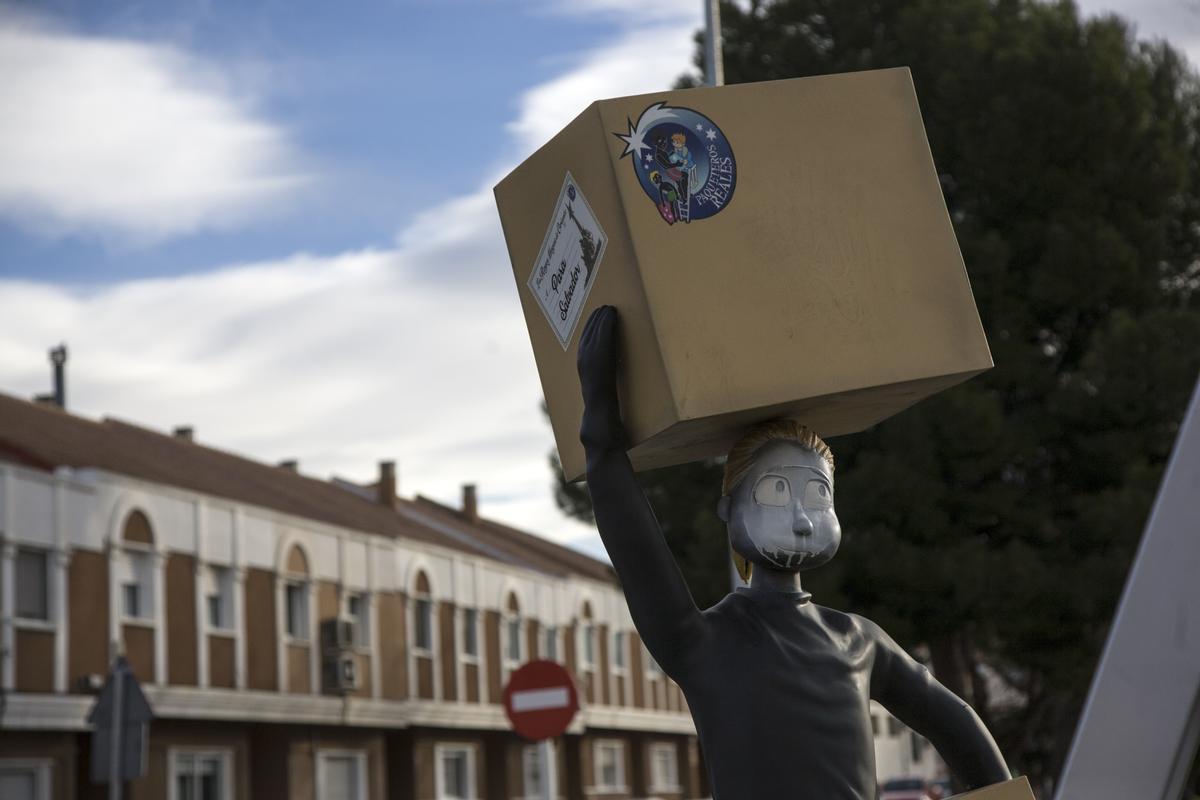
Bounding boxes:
[540,738,558,800]
[108,661,124,800]
[704,0,725,87]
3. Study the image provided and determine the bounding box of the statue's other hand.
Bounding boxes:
[578,305,625,451]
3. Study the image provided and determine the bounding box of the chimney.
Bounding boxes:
[173,426,194,442]
[461,484,478,521]
[47,344,67,408]
[278,459,299,472]
[377,461,397,508]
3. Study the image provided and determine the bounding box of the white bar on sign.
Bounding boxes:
[512,687,570,713]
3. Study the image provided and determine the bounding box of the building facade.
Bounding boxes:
[0,392,703,800]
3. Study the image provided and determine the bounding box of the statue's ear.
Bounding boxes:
[716,495,731,522]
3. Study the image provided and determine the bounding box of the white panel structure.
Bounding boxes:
[155,494,196,553]
[1056,376,1200,800]
[309,533,339,581]
[428,555,454,601]
[13,474,54,545]
[206,517,233,565]
[343,540,368,589]
[241,515,274,568]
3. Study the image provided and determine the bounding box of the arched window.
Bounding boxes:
[412,571,434,654]
[578,601,596,672]
[283,544,310,642]
[119,510,155,620]
[410,569,438,700]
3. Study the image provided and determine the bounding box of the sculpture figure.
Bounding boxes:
[577,305,1011,799]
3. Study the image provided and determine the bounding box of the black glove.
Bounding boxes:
[577,305,626,452]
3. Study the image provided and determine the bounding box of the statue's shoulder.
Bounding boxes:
[814,604,885,645]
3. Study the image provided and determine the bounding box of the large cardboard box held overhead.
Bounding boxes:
[495,68,992,482]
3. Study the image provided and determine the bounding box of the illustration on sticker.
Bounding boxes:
[614,102,736,225]
[527,173,607,349]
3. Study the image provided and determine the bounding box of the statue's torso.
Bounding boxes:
[678,589,879,800]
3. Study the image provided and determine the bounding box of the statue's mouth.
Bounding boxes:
[759,546,811,569]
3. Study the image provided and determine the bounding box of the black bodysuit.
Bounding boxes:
[576,305,1010,799]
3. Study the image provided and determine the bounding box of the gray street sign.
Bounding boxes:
[87,656,153,791]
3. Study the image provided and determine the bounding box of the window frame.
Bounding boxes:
[167,747,233,800]
[315,749,368,800]
[0,758,53,800]
[648,742,680,793]
[541,625,558,662]
[14,547,50,624]
[591,739,626,792]
[460,608,480,662]
[117,545,154,624]
[284,579,310,643]
[413,595,434,655]
[521,744,546,800]
[204,565,234,633]
[343,591,371,650]
[434,743,477,800]
[580,623,596,671]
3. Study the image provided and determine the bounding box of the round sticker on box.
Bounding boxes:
[614,101,737,226]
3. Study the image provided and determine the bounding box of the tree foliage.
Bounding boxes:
[555,0,1200,791]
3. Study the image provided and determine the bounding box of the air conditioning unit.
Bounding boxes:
[321,617,358,651]
[334,652,359,693]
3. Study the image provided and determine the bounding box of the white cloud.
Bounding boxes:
[0,7,702,553]
[508,22,701,155]
[0,17,305,242]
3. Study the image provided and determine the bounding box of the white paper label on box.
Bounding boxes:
[527,172,607,349]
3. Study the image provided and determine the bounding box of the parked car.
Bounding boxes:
[879,777,933,800]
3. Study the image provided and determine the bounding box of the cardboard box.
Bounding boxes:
[495,68,992,481]
[950,777,1035,799]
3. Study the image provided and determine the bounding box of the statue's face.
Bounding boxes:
[722,440,841,572]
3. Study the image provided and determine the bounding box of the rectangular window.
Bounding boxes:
[0,759,53,800]
[415,597,433,651]
[15,548,49,621]
[649,743,679,791]
[542,626,557,661]
[170,750,229,800]
[205,566,232,630]
[436,745,476,799]
[318,751,366,800]
[613,630,626,669]
[344,592,369,648]
[462,609,479,658]
[123,583,141,619]
[593,740,625,791]
[522,745,545,797]
[286,582,308,640]
[582,624,595,668]
[887,715,904,737]
[505,616,522,664]
[118,550,153,621]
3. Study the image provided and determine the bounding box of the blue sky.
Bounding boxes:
[1,0,1197,557]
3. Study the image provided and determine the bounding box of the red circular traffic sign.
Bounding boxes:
[502,660,580,741]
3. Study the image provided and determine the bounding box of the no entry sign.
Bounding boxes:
[503,659,579,741]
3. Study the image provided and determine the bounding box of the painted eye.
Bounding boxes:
[803,479,833,510]
[753,475,791,507]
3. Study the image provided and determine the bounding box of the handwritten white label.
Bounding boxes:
[527,172,607,349]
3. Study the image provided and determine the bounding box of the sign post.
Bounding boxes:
[88,656,153,799]
[503,660,580,800]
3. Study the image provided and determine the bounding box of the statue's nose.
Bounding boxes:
[792,503,813,536]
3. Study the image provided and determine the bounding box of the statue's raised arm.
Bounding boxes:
[576,306,708,674]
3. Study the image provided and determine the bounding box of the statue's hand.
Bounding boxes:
[577,305,625,452]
